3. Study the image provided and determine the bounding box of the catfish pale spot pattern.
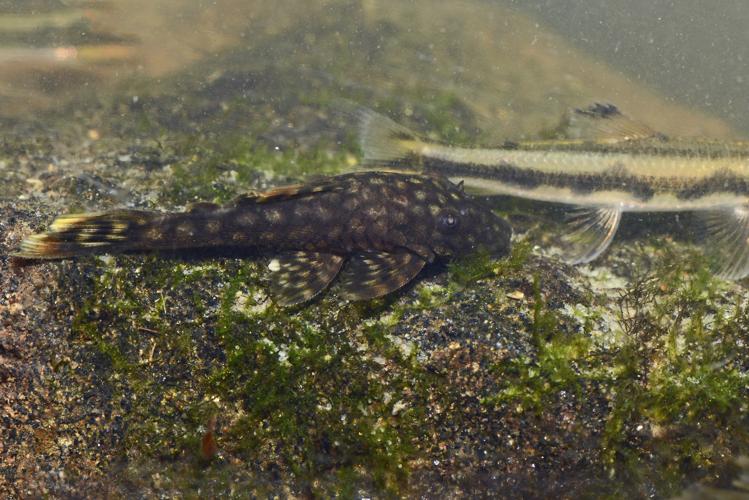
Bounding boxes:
[265,208,283,223]
[205,220,221,234]
[236,212,256,226]
[176,222,194,236]
[13,172,512,306]
[145,227,163,241]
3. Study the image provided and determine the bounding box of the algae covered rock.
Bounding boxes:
[2,1,749,498]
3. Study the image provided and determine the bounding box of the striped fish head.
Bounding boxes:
[424,176,512,259]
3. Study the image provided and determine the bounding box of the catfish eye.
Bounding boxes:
[438,210,460,231]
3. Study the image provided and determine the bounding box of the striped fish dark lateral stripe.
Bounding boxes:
[356,103,749,279]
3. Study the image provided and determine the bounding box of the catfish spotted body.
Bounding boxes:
[14,172,512,305]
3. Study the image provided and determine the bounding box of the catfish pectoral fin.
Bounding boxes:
[337,251,426,301]
[268,251,345,306]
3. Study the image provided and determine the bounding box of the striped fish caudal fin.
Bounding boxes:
[357,108,423,166]
[13,210,152,259]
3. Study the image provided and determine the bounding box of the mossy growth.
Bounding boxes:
[70,255,251,458]
[448,239,532,291]
[207,285,428,495]
[68,248,429,495]
[482,271,595,412]
[600,247,749,495]
[448,240,594,415]
[162,137,353,206]
[475,240,749,496]
[449,240,597,413]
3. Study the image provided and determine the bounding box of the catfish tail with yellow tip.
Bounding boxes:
[13,210,154,259]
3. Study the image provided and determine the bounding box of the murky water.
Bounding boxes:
[2,1,749,498]
[0,0,739,136]
[512,0,749,134]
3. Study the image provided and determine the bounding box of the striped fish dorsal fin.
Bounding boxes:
[561,103,662,143]
[698,206,749,280]
[232,178,346,207]
[556,206,622,265]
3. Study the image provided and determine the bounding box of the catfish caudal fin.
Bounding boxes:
[13,210,153,259]
[357,108,423,166]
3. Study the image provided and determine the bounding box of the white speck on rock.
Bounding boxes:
[391,400,408,415]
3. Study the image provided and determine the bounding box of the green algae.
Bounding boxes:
[448,239,532,292]
[208,300,424,494]
[56,212,749,497]
[482,272,595,412]
[68,242,426,495]
[63,200,538,496]
[598,249,749,495]
[163,138,352,206]
[475,241,749,496]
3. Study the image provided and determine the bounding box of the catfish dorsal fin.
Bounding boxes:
[231,178,345,207]
[187,201,220,213]
[562,103,662,143]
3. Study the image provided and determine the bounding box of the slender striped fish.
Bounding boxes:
[357,103,749,279]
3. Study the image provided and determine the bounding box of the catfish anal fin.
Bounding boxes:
[338,251,426,301]
[558,206,621,264]
[268,252,345,306]
[698,206,749,280]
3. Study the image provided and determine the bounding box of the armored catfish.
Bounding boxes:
[14,172,512,305]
